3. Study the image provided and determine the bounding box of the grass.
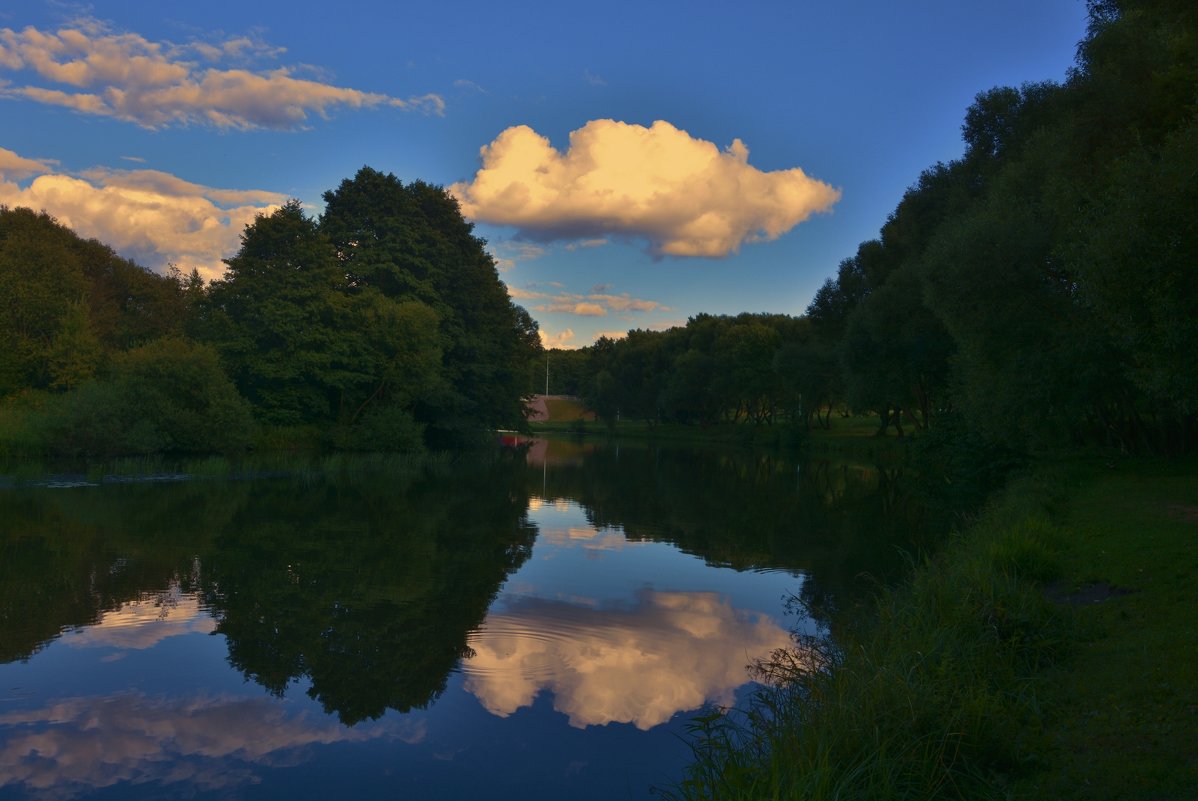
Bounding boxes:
[541,396,593,422]
[1013,458,1198,800]
[664,457,1198,800]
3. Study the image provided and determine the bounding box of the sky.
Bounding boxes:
[0,1,1090,348]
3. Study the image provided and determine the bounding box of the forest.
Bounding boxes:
[549,0,1197,456]
[0,169,541,454]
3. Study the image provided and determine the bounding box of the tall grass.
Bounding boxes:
[665,474,1069,801]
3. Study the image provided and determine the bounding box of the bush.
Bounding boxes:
[329,403,426,453]
[32,338,254,455]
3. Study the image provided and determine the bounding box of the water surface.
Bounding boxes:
[0,439,923,799]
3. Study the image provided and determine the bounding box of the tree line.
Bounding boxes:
[0,168,541,454]
[549,0,1197,455]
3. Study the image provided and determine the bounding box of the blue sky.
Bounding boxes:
[0,1,1089,347]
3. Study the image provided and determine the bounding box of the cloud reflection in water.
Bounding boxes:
[0,693,410,799]
[462,590,791,730]
[58,585,215,651]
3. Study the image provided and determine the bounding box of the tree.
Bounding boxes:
[320,168,540,440]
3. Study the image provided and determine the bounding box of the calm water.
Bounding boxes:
[0,439,925,800]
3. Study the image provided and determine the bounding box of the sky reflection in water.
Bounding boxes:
[463,497,795,730]
[0,443,913,800]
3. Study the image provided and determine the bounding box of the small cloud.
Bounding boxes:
[506,287,548,301]
[451,119,841,258]
[570,302,606,317]
[0,20,443,129]
[589,293,665,313]
[539,328,576,349]
[582,69,606,87]
[454,78,487,93]
[565,238,608,251]
[508,283,664,320]
[0,146,54,179]
[120,155,147,163]
[590,283,611,293]
[488,240,546,271]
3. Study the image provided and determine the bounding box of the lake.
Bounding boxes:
[0,438,926,800]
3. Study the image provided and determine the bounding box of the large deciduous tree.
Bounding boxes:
[320,168,540,443]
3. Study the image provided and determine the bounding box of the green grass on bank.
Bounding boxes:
[664,458,1198,800]
[1014,459,1198,801]
[541,396,593,422]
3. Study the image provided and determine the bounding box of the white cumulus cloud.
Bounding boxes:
[0,146,285,280]
[451,119,841,258]
[0,20,443,129]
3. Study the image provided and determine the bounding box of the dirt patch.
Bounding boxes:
[525,395,549,422]
[1043,581,1137,606]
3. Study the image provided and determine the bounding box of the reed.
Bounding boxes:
[665,472,1070,801]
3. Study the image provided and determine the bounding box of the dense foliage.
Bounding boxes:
[0,169,541,455]
[561,0,1196,455]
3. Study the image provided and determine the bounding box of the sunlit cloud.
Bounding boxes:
[463,591,792,730]
[0,145,54,178]
[539,328,576,349]
[488,240,546,271]
[0,145,284,280]
[451,119,841,258]
[507,286,667,318]
[0,20,443,129]
[567,302,606,317]
[0,693,408,800]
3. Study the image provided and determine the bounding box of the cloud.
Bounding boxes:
[488,240,546,271]
[582,70,606,87]
[539,328,576,349]
[589,293,662,313]
[565,238,608,251]
[0,146,54,178]
[462,591,792,730]
[451,119,841,258]
[0,692,406,800]
[557,301,605,317]
[454,78,486,93]
[508,286,666,318]
[0,146,285,280]
[0,20,443,129]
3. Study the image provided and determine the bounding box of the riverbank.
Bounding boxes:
[665,457,1198,800]
[529,405,911,459]
[1013,458,1198,800]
